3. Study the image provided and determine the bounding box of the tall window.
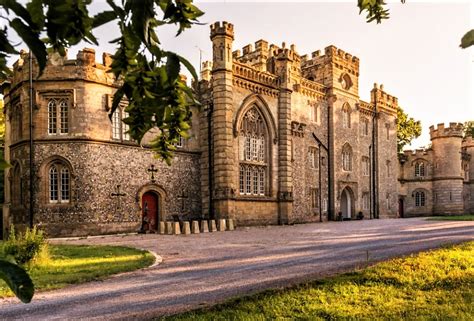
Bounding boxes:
[239,107,267,196]
[361,117,369,136]
[385,123,390,140]
[308,147,318,169]
[11,163,22,206]
[309,103,318,122]
[311,188,319,209]
[362,193,369,210]
[49,162,70,203]
[362,156,370,176]
[386,160,391,177]
[48,98,69,135]
[342,143,352,171]
[112,107,131,142]
[415,161,425,177]
[415,191,425,207]
[342,103,351,129]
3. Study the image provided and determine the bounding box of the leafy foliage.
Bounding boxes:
[397,107,421,153]
[460,29,474,49]
[3,225,49,268]
[0,259,34,303]
[463,120,474,138]
[0,0,203,162]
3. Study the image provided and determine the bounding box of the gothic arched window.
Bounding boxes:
[342,143,352,171]
[11,163,22,206]
[415,161,425,177]
[48,161,71,203]
[342,103,351,129]
[48,98,69,135]
[238,107,268,196]
[415,191,425,207]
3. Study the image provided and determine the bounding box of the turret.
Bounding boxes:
[210,21,234,71]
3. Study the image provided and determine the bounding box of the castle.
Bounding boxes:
[1,21,470,236]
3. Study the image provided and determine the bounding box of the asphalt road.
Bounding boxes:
[0,218,473,320]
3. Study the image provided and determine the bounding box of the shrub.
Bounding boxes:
[3,225,49,269]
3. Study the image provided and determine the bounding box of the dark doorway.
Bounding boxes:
[142,192,159,232]
[399,198,404,218]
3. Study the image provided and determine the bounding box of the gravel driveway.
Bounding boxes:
[0,217,473,320]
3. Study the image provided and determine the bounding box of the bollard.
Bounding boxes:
[182,221,191,235]
[191,220,200,234]
[227,218,234,231]
[218,219,226,232]
[159,221,165,234]
[173,222,181,235]
[209,220,217,232]
[166,222,173,235]
[200,220,209,233]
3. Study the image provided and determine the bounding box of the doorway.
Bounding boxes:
[399,198,404,218]
[142,191,159,232]
[341,188,353,219]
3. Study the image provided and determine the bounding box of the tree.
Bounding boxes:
[463,121,474,138]
[0,0,203,163]
[397,107,422,153]
[357,0,474,48]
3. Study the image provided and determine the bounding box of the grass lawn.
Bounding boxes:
[0,244,155,298]
[427,215,474,221]
[165,242,474,320]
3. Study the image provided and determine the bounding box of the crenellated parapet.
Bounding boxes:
[370,83,398,116]
[301,45,359,76]
[429,122,464,140]
[7,48,118,90]
[210,21,234,40]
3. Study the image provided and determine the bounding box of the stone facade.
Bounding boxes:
[398,123,474,217]
[2,21,403,237]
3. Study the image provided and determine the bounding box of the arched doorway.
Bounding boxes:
[340,188,353,219]
[142,191,159,232]
[399,198,405,218]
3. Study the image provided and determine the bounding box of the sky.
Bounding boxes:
[3,0,474,148]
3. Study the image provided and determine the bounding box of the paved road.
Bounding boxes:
[1,218,473,320]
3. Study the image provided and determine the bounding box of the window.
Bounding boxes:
[112,106,131,142]
[322,198,328,212]
[48,98,69,135]
[48,162,70,203]
[309,103,318,123]
[239,107,268,196]
[311,188,319,209]
[415,191,425,207]
[361,117,369,136]
[362,156,370,176]
[415,162,425,177]
[362,193,369,210]
[173,136,184,148]
[342,143,352,171]
[308,147,318,169]
[386,192,391,209]
[386,160,391,177]
[385,123,390,140]
[342,103,351,129]
[11,163,23,206]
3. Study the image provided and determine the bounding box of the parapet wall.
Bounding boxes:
[429,123,464,140]
[301,45,360,76]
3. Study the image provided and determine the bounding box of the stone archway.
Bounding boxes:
[340,187,353,219]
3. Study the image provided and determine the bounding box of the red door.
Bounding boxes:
[142,192,159,231]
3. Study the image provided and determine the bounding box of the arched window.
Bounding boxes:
[238,106,267,196]
[386,160,391,177]
[112,105,131,141]
[342,103,351,129]
[48,98,69,135]
[415,162,425,177]
[11,163,22,206]
[342,143,352,171]
[361,156,370,176]
[361,117,369,136]
[415,191,425,207]
[48,162,71,203]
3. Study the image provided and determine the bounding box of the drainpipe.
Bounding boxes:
[371,98,379,219]
[207,101,214,220]
[369,144,373,219]
[28,52,34,228]
[312,133,328,222]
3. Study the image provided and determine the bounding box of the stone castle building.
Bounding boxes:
[398,123,474,217]
[2,21,405,236]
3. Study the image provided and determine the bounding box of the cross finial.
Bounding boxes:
[147,164,158,183]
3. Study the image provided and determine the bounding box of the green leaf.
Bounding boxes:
[166,52,180,82]
[10,18,47,75]
[26,0,45,29]
[177,54,198,81]
[1,0,36,29]
[0,260,34,303]
[460,29,474,49]
[0,159,11,170]
[0,28,18,54]
[92,10,117,28]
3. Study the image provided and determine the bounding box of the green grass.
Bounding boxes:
[165,242,474,320]
[427,215,474,221]
[0,244,155,297]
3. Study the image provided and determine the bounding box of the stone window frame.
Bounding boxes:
[342,143,353,172]
[308,146,319,169]
[111,103,131,142]
[342,103,351,129]
[414,161,425,177]
[414,190,426,207]
[308,101,318,123]
[361,156,370,176]
[37,90,76,136]
[361,117,369,136]
[40,156,75,206]
[310,187,319,209]
[10,161,24,207]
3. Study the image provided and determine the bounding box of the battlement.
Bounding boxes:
[429,122,464,140]
[210,21,234,39]
[402,148,432,158]
[301,45,359,71]
[370,83,398,114]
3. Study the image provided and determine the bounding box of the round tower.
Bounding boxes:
[462,136,474,213]
[430,123,464,215]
